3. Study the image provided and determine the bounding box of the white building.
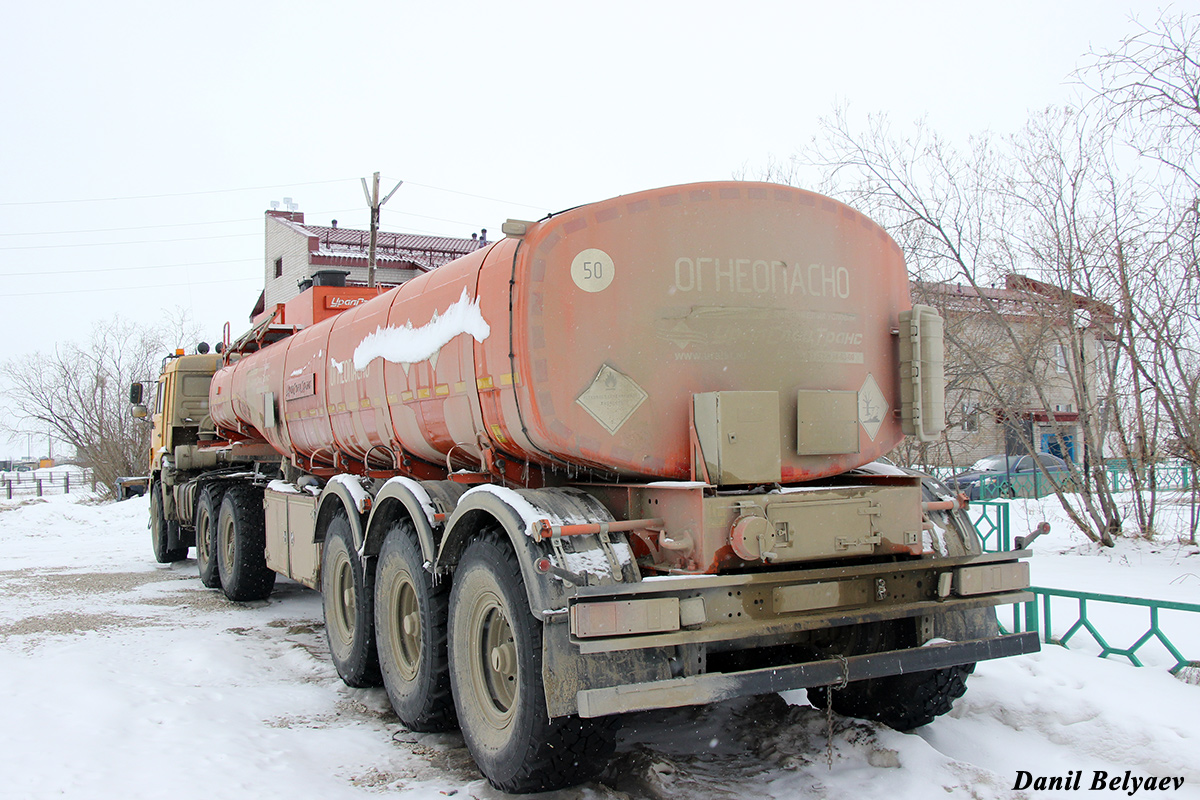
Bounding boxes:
[255,210,487,315]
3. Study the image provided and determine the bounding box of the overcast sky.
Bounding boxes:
[0,0,1174,458]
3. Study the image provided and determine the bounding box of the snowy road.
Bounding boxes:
[1,494,1197,799]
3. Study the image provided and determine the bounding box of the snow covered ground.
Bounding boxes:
[1,492,1197,799]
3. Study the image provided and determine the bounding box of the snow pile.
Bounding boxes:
[460,483,587,536]
[382,476,439,527]
[459,484,633,578]
[1003,491,1200,670]
[329,474,372,513]
[351,288,489,370]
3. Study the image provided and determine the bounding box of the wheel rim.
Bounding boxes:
[330,550,356,646]
[151,488,164,551]
[387,572,421,681]
[220,513,235,574]
[468,589,517,728]
[196,506,211,564]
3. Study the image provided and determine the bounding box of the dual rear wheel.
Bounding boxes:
[150,481,188,563]
[448,533,615,792]
[374,520,455,730]
[365,524,614,793]
[321,516,381,687]
[216,485,275,602]
[194,485,225,589]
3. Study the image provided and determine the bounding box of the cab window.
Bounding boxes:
[182,375,210,397]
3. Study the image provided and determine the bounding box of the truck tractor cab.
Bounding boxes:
[131,346,228,563]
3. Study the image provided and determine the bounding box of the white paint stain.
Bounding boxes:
[352,288,490,370]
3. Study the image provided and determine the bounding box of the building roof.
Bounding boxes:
[267,211,486,272]
[916,274,1118,329]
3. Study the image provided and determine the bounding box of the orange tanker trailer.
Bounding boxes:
[137,181,1037,793]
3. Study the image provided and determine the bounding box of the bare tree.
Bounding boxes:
[793,105,1122,545]
[2,314,198,498]
[746,11,1200,546]
[1082,11,1200,189]
[1083,11,1200,543]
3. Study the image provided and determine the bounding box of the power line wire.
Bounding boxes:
[384,177,548,212]
[0,257,258,278]
[0,217,259,237]
[0,178,356,207]
[8,276,261,298]
[386,209,479,227]
[0,207,362,238]
[1,175,548,213]
[0,232,261,251]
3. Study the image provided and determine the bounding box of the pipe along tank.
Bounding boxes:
[152,182,1035,793]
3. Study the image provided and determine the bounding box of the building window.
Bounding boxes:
[961,394,980,432]
[963,407,980,432]
[1054,344,1068,373]
[274,257,283,279]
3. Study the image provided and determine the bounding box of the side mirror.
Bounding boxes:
[132,404,148,419]
[129,382,144,405]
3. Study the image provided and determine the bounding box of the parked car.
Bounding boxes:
[949,452,1071,500]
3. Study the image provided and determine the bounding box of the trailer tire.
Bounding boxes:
[217,485,275,602]
[449,531,615,793]
[805,618,975,731]
[194,486,225,589]
[375,519,456,731]
[322,515,382,688]
[150,482,187,563]
[807,663,974,732]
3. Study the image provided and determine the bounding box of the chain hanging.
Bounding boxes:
[825,655,850,770]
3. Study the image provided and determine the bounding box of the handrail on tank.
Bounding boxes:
[364,445,397,470]
[445,442,481,474]
[308,446,339,472]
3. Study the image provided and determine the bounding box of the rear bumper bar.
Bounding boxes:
[575,631,1040,718]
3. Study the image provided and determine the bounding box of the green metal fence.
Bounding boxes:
[968,500,1198,674]
[977,471,1081,501]
[1005,587,1200,674]
[1104,462,1193,493]
[968,501,1011,552]
[924,467,958,483]
[973,460,1194,500]
[924,458,1194,501]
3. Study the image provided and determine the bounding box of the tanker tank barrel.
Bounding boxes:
[208,181,934,488]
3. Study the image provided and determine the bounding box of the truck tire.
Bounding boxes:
[321,515,381,688]
[806,618,976,731]
[217,485,275,602]
[375,519,455,731]
[448,532,615,793]
[194,485,225,589]
[150,481,188,563]
[808,664,974,732]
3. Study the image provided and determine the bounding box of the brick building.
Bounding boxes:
[255,210,486,314]
[910,275,1118,469]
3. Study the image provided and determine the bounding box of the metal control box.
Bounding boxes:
[693,391,782,485]
[796,389,860,455]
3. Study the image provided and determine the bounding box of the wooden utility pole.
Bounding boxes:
[361,172,404,287]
